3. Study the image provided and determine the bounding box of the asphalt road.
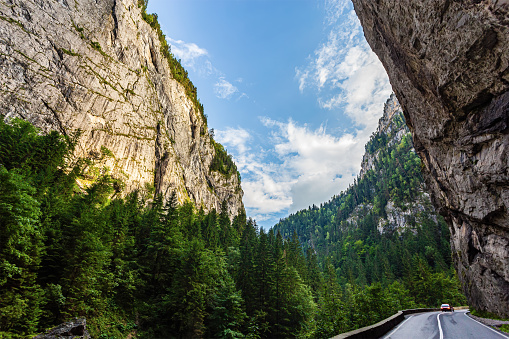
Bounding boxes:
[381,310,509,339]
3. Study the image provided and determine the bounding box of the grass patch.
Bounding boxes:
[0,15,31,34]
[470,309,509,321]
[73,22,84,33]
[90,41,110,59]
[500,324,509,333]
[91,41,102,52]
[71,20,85,39]
[61,48,79,57]
[100,146,115,158]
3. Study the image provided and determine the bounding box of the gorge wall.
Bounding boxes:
[351,0,509,316]
[0,0,243,217]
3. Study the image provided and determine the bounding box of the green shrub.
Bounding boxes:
[470,309,509,321]
[210,139,239,179]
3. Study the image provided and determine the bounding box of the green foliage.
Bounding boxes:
[470,309,509,321]
[0,167,43,335]
[0,119,317,338]
[0,118,77,336]
[90,41,103,53]
[0,112,466,339]
[60,48,79,57]
[205,273,246,339]
[500,324,509,333]
[100,146,114,158]
[210,139,239,179]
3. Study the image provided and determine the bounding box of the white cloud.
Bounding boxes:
[215,127,296,221]
[260,118,366,213]
[167,38,208,70]
[217,1,392,226]
[296,2,391,131]
[216,117,371,223]
[215,127,251,155]
[324,0,350,25]
[214,77,239,99]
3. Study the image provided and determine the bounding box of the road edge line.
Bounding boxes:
[437,313,444,339]
[464,312,509,339]
[383,315,413,338]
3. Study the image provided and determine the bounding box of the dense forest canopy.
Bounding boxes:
[0,118,315,338]
[0,108,466,338]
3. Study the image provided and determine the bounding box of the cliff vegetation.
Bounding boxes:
[137,0,207,127]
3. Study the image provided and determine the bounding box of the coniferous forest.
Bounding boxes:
[0,118,317,338]
[273,107,467,337]
[0,105,467,339]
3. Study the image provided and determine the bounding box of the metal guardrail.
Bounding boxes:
[330,308,440,339]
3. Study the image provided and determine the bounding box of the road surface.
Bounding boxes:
[381,310,509,339]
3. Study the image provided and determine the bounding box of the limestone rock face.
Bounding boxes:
[0,0,243,217]
[352,0,509,316]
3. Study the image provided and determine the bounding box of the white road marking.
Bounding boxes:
[463,312,509,339]
[437,313,444,339]
[383,315,413,338]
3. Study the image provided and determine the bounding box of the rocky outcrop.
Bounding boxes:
[359,95,439,235]
[33,318,90,339]
[359,93,406,179]
[0,0,243,217]
[352,0,509,316]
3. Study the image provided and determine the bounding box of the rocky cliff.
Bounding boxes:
[360,94,439,235]
[0,0,243,217]
[359,93,404,179]
[352,0,509,316]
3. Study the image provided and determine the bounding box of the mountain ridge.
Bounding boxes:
[275,94,433,241]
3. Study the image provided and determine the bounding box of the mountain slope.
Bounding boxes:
[0,0,242,217]
[274,94,463,288]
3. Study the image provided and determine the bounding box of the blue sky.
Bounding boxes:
[147,0,392,229]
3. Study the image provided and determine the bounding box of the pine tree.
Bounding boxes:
[0,167,43,335]
[219,200,233,250]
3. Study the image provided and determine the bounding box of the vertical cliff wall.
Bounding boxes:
[351,0,509,316]
[0,0,243,217]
